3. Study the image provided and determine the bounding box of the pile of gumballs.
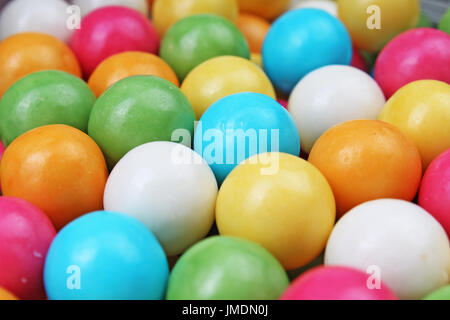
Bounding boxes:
[0,0,449,301]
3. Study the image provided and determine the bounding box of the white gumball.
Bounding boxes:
[292,0,337,17]
[288,65,385,153]
[72,0,149,17]
[325,199,450,300]
[0,0,73,42]
[104,141,218,256]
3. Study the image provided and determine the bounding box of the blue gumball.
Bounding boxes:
[44,211,169,300]
[263,8,352,94]
[194,92,300,184]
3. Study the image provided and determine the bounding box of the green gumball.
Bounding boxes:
[423,285,450,300]
[166,236,289,300]
[0,70,95,146]
[88,76,195,168]
[439,8,450,34]
[160,14,250,81]
[416,12,433,28]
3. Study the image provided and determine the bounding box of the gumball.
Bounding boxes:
[418,149,450,236]
[216,153,335,270]
[0,32,81,97]
[0,125,108,229]
[350,47,368,72]
[44,211,169,300]
[374,28,450,98]
[292,0,337,17]
[238,0,290,20]
[308,120,422,216]
[0,197,56,300]
[88,52,179,97]
[263,9,352,94]
[0,287,18,300]
[152,0,238,36]
[379,80,450,168]
[236,13,270,53]
[325,199,450,300]
[439,8,450,34]
[88,76,195,168]
[194,93,300,184]
[73,0,149,16]
[0,0,72,43]
[281,266,397,300]
[250,53,262,68]
[166,236,289,300]
[0,70,96,146]
[181,56,276,119]
[104,142,218,256]
[278,99,288,110]
[160,14,250,80]
[289,65,385,154]
[416,12,433,28]
[337,0,420,53]
[70,6,159,77]
[424,286,450,300]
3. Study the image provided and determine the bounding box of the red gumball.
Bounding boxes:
[375,28,450,98]
[0,197,56,300]
[70,6,159,77]
[350,46,367,72]
[277,98,288,110]
[281,266,397,300]
[419,149,450,237]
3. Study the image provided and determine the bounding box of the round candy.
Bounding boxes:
[288,65,385,154]
[236,13,270,53]
[378,80,450,168]
[439,8,450,34]
[263,8,352,94]
[418,149,450,236]
[88,51,179,97]
[337,0,420,53]
[181,56,276,119]
[416,12,433,28]
[325,199,450,300]
[292,0,337,17]
[152,0,238,36]
[160,14,250,81]
[308,120,422,216]
[104,142,218,256]
[194,93,300,184]
[216,153,336,270]
[250,52,262,67]
[0,125,108,229]
[350,46,368,72]
[0,197,56,300]
[73,0,149,16]
[0,32,81,97]
[70,6,159,77]
[166,236,289,300]
[424,285,450,300]
[0,70,96,146]
[281,266,397,300]
[238,0,290,20]
[0,0,72,43]
[88,76,195,168]
[374,28,450,98]
[44,211,169,300]
[0,287,18,300]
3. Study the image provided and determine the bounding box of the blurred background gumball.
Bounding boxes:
[439,8,450,33]
[236,13,270,54]
[238,0,290,20]
[291,0,337,17]
[423,285,450,300]
[72,0,149,17]
[0,287,18,300]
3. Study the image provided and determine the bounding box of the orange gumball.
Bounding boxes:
[0,32,82,97]
[236,13,270,53]
[308,120,422,217]
[238,0,290,20]
[0,125,108,229]
[0,287,18,300]
[88,51,179,97]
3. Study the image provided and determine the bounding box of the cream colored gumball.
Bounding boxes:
[73,0,149,17]
[292,0,337,17]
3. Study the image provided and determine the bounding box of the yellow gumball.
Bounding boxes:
[152,0,238,36]
[216,153,336,270]
[337,0,420,52]
[181,56,276,119]
[238,0,290,20]
[250,52,262,68]
[0,287,18,300]
[379,80,450,169]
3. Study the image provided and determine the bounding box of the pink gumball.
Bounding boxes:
[350,46,367,72]
[277,99,288,110]
[375,28,450,98]
[419,149,450,237]
[0,197,56,299]
[70,6,159,77]
[281,266,397,300]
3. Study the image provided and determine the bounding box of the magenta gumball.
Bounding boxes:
[70,6,159,77]
[281,266,397,300]
[375,28,450,98]
[0,196,56,299]
[277,99,288,110]
[419,149,450,237]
